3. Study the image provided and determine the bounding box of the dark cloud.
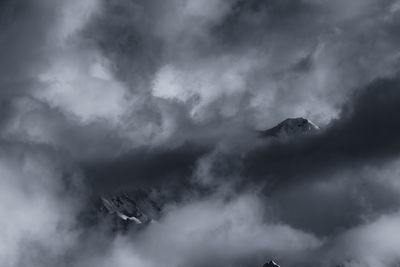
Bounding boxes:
[0,0,59,78]
[2,0,400,266]
[0,0,62,128]
[245,74,400,184]
[82,142,212,193]
[212,0,321,47]
[82,0,163,90]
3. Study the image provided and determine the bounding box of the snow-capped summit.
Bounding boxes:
[101,196,144,224]
[93,190,163,230]
[260,117,319,138]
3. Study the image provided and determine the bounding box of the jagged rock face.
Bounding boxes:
[89,186,199,231]
[101,194,149,224]
[91,190,164,231]
[260,117,319,138]
[263,260,280,267]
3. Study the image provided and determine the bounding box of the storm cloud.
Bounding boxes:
[245,75,400,185]
[2,0,400,267]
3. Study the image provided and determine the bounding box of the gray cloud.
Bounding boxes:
[2,0,400,267]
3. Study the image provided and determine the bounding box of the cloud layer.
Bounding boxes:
[2,0,400,266]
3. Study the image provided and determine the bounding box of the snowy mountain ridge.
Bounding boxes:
[260,117,319,138]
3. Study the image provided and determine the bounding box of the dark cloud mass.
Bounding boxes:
[2,0,400,267]
[83,142,212,193]
[245,75,400,183]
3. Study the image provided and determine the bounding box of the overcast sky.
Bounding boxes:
[2,1,400,267]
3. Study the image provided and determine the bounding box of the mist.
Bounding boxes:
[2,0,400,266]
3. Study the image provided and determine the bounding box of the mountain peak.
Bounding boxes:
[93,190,163,231]
[263,260,280,267]
[260,117,319,138]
